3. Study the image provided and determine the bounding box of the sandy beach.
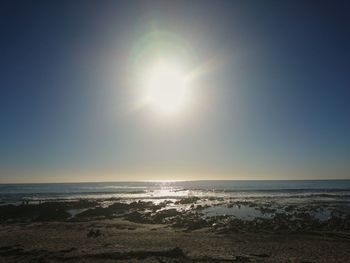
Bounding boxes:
[1,219,350,262]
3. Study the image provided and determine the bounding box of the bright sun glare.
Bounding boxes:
[142,62,190,115]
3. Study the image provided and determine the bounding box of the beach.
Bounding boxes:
[0,181,350,262]
[1,218,350,263]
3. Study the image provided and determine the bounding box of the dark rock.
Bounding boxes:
[124,211,152,224]
[76,202,131,219]
[151,209,181,223]
[0,203,71,222]
[87,229,102,238]
[76,207,111,218]
[108,202,130,212]
[175,196,200,204]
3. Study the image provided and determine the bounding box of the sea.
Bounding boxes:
[1,180,350,220]
[1,180,350,203]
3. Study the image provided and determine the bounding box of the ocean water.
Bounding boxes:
[0,180,350,202]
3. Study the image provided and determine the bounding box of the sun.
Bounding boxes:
[141,61,190,115]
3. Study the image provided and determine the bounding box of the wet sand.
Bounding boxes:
[0,198,350,262]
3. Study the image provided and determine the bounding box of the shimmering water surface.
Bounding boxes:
[1,180,349,219]
[1,180,350,201]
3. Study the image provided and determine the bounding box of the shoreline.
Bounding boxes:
[1,196,350,262]
[1,196,349,228]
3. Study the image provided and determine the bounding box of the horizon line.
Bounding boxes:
[1,178,350,185]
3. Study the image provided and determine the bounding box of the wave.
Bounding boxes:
[1,180,350,203]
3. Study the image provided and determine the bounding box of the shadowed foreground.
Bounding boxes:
[1,219,350,262]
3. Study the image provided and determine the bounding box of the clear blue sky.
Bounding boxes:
[1,0,349,182]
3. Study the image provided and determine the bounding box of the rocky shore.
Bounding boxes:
[0,197,350,262]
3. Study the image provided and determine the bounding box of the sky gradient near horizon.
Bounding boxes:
[1,0,350,183]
